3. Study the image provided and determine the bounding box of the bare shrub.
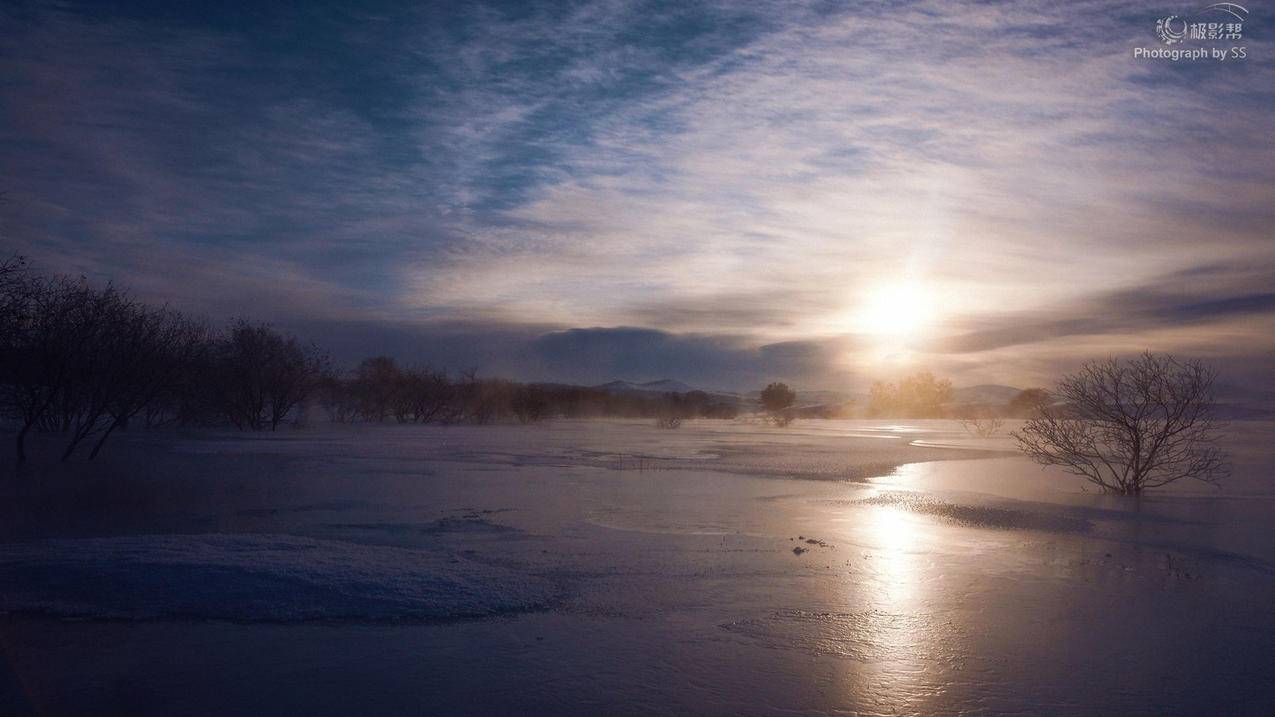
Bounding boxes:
[1013,352,1228,495]
[655,415,682,429]
[960,415,1004,438]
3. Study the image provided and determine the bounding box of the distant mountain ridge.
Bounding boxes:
[593,379,697,395]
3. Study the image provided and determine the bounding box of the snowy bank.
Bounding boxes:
[0,534,555,621]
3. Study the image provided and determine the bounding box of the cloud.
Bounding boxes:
[288,319,857,390]
[3,1,1274,389]
[928,263,1275,355]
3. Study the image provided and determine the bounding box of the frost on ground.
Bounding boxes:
[147,418,1011,482]
[1,419,1273,716]
[0,534,555,621]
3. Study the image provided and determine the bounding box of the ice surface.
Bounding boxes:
[0,534,555,620]
[1,419,1273,715]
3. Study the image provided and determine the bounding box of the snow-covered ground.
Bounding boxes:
[1,419,1273,715]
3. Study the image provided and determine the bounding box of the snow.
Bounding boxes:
[0,534,555,621]
[1,418,1273,715]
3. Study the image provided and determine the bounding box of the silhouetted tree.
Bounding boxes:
[959,412,1003,438]
[2,272,98,464]
[469,375,514,425]
[352,356,400,422]
[0,265,210,460]
[212,320,327,431]
[654,391,691,428]
[83,306,209,458]
[394,366,451,424]
[868,371,952,417]
[1007,388,1050,417]
[316,369,359,423]
[0,256,44,463]
[760,382,797,426]
[435,369,511,424]
[511,384,551,424]
[0,254,26,334]
[2,255,753,460]
[1013,353,1229,494]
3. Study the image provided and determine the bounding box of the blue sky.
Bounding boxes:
[3,0,1274,390]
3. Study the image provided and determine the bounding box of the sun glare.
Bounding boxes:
[859,281,933,337]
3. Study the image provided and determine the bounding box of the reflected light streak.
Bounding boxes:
[855,501,931,706]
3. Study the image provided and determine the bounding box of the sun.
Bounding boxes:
[859,281,933,337]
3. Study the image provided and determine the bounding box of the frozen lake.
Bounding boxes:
[2,419,1273,715]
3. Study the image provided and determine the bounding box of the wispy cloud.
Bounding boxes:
[2,0,1273,388]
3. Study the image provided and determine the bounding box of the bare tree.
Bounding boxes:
[1007,388,1049,418]
[760,382,796,426]
[441,369,512,425]
[510,384,551,424]
[959,413,1003,438]
[0,254,26,328]
[353,356,400,422]
[1013,352,1229,495]
[1,272,98,464]
[393,366,451,424]
[212,320,326,431]
[51,286,209,460]
[469,376,514,425]
[0,255,38,463]
[655,392,689,429]
[88,312,209,458]
[868,371,953,418]
[317,370,359,423]
[437,368,478,424]
[1,264,209,461]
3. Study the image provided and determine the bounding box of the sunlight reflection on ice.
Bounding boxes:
[845,503,932,706]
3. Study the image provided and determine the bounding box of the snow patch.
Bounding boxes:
[0,534,554,621]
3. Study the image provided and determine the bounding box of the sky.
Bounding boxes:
[2,0,1274,392]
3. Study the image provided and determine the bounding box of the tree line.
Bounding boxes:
[6,255,1227,492]
[316,357,739,427]
[866,371,1049,419]
[1,256,330,463]
[0,256,736,464]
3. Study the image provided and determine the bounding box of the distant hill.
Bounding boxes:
[594,379,696,395]
[592,379,745,409]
